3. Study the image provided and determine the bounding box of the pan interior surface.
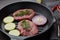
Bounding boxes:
[0,2,54,38]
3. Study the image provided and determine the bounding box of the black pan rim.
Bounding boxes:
[0,1,56,39]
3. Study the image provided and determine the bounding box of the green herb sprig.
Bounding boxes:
[21,20,30,29]
[15,10,29,16]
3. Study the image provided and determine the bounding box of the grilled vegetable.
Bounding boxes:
[9,30,20,36]
[32,15,47,25]
[3,16,14,23]
[4,23,16,31]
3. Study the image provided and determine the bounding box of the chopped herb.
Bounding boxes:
[21,20,30,29]
[15,9,29,16]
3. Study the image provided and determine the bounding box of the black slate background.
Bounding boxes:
[0,0,59,40]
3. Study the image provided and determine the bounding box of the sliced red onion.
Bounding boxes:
[32,15,47,25]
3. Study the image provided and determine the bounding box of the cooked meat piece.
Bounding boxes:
[17,20,38,36]
[13,9,35,20]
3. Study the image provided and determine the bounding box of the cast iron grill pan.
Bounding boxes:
[0,2,55,40]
